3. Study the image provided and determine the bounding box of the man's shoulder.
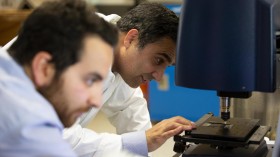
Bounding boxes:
[111,73,142,97]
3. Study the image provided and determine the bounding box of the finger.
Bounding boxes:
[172,116,195,126]
[171,118,196,129]
[161,126,185,138]
[174,117,196,129]
[191,121,197,128]
[161,121,193,131]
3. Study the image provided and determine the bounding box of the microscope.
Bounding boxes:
[173,0,280,156]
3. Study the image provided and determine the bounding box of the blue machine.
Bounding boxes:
[149,66,219,122]
[173,0,280,157]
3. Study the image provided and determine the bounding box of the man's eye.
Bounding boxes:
[155,58,164,65]
[86,77,98,86]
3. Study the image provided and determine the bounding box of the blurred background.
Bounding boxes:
[0,0,181,46]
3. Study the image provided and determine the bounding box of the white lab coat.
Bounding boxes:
[63,13,152,157]
[63,71,152,157]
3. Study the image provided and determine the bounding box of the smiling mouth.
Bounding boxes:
[141,76,148,83]
[141,76,145,83]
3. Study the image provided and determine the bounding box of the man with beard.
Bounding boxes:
[0,0,118,156]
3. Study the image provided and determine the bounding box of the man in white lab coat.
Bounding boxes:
[63,2,196,157]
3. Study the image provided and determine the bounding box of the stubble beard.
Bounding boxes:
[37,78,73,127]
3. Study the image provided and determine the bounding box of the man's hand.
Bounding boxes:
[145,116,196,152]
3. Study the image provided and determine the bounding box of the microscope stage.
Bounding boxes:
[189,116,260,142]
[173,114,271,157]
[174,114,271,148]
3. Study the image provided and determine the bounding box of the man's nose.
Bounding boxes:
[87,87,102,108]
[152,68,165,82]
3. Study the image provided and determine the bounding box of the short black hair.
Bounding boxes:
[116,2,178,49]
[8,0,118,78]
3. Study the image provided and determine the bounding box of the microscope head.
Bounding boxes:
[175,0,280,120]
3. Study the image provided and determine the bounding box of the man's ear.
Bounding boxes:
[123,29,139,48]
[31,51,55,87]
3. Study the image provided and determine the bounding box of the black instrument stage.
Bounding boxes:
[173,113,271,157]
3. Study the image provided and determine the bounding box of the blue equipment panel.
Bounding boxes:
[149,66,219,122]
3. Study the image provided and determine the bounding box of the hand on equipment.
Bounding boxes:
[145,116,196,152]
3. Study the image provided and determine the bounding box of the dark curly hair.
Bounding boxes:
[117,2,178,49]
[8,0,118,78]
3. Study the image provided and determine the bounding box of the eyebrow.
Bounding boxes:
[158,53,175,65]
[88,72,103,81]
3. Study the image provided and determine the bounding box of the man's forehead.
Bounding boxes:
[156,37,176,54]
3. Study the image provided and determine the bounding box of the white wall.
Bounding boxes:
[86,0,134,5]
[147,0,182,4]
[87,0,182,5]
